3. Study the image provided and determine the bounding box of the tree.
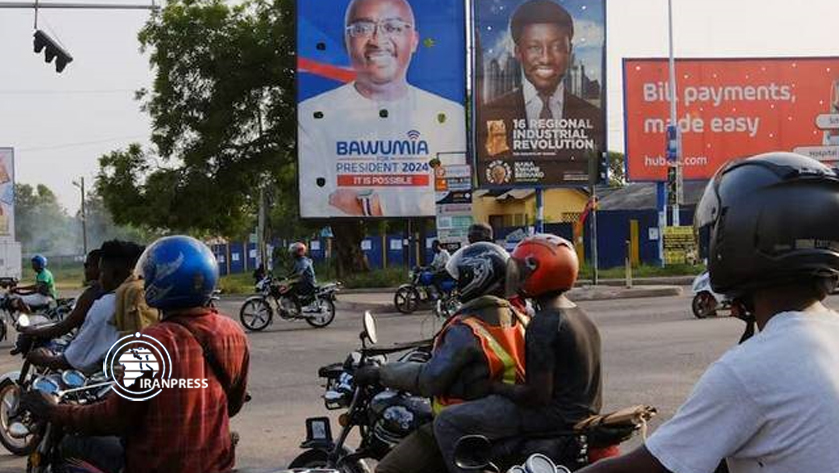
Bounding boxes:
[607,151,626,187]
[14,183,78,255]
[96,0,371,274]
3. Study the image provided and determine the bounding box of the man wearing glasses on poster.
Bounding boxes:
[298,0,466,218]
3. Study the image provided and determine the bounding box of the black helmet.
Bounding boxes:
[468,223,494,244]
[695,152,838,298]
[445,242,509,303]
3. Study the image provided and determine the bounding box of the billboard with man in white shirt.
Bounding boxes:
[474,0,606,188]
[297,0,467,218]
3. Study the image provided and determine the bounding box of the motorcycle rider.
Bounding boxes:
[577,152,839,473]
[19,248,103,339]
[22,235,251,473]
[468,222,494,244]
[434,234,602,472]
[26,240,142,373]
[287,241,316,303]
[11,254,57,313]
[355,242,527,473]
[429,239,452,299]
[112,242,160,335]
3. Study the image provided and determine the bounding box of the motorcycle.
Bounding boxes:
[0,277,74,341]
[289,312,433,473]
[452,405,657,472]
[239,275,341,331]
[393,266,456,315]
[0,313,79,456]
[691,271,731,319]
[23,368,113,472]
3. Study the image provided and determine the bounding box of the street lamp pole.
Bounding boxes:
[72,177,87,256]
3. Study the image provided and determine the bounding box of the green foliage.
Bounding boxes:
[578,262,704,279]
[97,0,298,238]
[15,183,77,254]
[607,151,626,188]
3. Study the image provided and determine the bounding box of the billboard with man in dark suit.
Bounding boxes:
[474,0,605,187]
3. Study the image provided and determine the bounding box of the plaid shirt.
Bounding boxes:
[54,309,250,473]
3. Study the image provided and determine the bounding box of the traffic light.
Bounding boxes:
[33,30,73,73]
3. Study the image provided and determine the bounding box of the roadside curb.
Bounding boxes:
[334,285,683,314]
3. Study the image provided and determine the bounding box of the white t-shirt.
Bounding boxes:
[298,82,466,218]
[63,293,119,373]
[646,310,839,473]
[431,249,451,271]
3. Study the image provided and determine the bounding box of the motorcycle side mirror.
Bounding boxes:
[362,311,378,345]
[61,370,87,389]
[453,435,497,472]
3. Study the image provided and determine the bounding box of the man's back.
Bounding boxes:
[126,310,250,472]
[520,304,602,431]
[646,310,838,473]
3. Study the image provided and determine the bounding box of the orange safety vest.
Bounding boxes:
[432,313,526,414]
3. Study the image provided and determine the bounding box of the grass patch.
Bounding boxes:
[579,262,704,280]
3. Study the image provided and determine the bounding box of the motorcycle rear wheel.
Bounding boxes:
[393,286,420,314]
[239,298,273,331]
[288,448,370,473]
[305,299,336,328]
[0,380,39,456]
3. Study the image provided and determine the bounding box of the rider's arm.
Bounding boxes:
[226,346,250,417]
[53,390,147,435]
[25,285,98,339]
[491,367,552,406]
[379,325,481,397]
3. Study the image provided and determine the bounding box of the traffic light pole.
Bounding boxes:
[0,2,158,9]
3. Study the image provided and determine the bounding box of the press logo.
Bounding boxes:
[103,332,208,402]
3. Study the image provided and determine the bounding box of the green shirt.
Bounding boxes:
[36,269,57,299]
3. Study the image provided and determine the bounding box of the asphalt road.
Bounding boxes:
[0,291,834,471]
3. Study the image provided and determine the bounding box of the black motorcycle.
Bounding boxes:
[289,312,433,473]
[453,405,657,472]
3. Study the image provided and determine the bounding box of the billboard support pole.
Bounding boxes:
[535,188,544,233]
[667,0,683,223]
[656,182,666,267]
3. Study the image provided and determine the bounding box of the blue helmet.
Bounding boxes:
[31,254,47,269]
[136,235,219,310]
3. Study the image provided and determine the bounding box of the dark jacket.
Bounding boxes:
[476,87,605,164]
[379,296,519,401]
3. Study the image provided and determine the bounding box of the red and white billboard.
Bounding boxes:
[623,57,839,181]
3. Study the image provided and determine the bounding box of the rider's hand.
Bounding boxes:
[21,390,57,420]
[26,348,53,366]
[354,365,381,386]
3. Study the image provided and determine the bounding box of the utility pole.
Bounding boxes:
[667,0,683,225]
[72,177,87,256]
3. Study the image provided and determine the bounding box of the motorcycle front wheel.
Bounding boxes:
[239,298,273,331]
[306,299,336,328]
[393,286,420,314]
[691,292,717,319]
[0,380,39,456]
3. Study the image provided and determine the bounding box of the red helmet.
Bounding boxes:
[508,234,578,298]
[289,242,307,257]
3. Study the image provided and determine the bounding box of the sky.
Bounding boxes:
[0,0,837,214]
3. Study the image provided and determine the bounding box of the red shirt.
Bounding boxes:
[55,309,250,473]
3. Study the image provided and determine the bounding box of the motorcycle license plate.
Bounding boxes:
[305,417,333,443]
